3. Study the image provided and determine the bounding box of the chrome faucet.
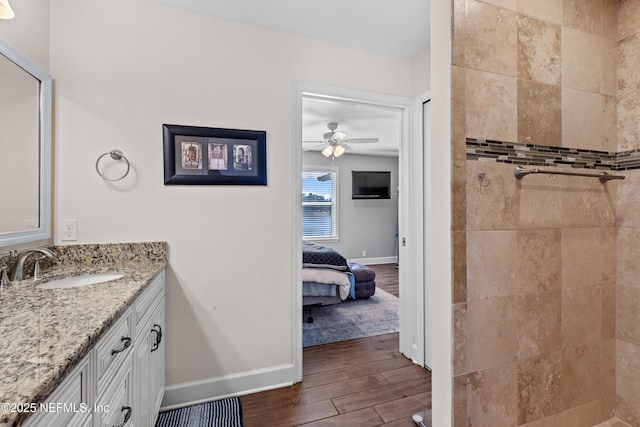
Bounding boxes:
[10,248,56,282]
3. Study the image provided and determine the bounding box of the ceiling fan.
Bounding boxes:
[303,122,379,160]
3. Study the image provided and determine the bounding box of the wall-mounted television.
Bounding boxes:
[352,171,391,199]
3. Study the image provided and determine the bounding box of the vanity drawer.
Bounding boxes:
[95,310,132,394]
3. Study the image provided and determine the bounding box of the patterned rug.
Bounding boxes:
[156,397,243,427]
[303,288,399,347]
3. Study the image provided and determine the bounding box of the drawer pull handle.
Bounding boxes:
[111,336,132,355]
[151,324,163,352]
[112,405,132,427]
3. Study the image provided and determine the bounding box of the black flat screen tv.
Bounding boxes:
[352,171,391,199]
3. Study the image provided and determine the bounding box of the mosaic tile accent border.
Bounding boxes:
[466,138,640,171]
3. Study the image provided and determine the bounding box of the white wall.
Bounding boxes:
[303,151,399,261]
[49,0,416,399]
[0,0,49,70]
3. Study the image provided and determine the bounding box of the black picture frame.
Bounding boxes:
[163,124,267,185]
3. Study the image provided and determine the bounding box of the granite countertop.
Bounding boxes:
[0,242,167,427]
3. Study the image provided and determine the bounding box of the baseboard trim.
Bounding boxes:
[160,364,295,411]
[349,256,398,265]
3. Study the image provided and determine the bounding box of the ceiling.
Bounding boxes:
[150,0,430,157]
[302,97,403,157]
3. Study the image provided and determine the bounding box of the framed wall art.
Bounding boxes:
[163,124,267,185]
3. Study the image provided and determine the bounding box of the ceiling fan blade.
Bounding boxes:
[303,140,324,143]
[345,138,379,143]
[341,143,353,151]
[303,143,327,152]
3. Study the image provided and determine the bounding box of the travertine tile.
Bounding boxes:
[453,374,468,427]
[601,284,616,340]
[517,352,562,424]
[601,38,617,96]
[617,0,640,42]
[517,291,562,360]
[466,161,517,231]
[452,230,467,303]
[559,175,616,228]
[478,0,517,10]
[601,0,617,41]
[561,399,604,427]
[561,343,602,408]
[562,88,603,151]
[517,229,561,295]
[519,412,564,427]
[452,161,466,231]
[561,227,616,288]
[465,0,518,76]
[452,66,467,161]
[517,79,561,145]
[453,0,466,66]
[617,227,640,287]
[465,69,518,142]
[616,170,640,227]
[467,230,518,300]
[562,28,602,92]
[616,340,640,426]
[517,174,564,229]
[601,95,617,152]
[467,296,519,371]
[600,339,616,398]
[561,285,602,348]
[467,362,518,426]
[517,15,561,85]
[453,303,468,375]
[517,0,562,25]
[616,285,640,345]
[616,34,640,151]
[563,0,602,35]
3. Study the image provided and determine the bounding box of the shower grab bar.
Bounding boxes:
[514,165,625,183]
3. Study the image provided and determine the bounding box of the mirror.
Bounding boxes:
[0,36,51,246]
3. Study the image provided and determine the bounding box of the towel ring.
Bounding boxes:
[96,149,130,181]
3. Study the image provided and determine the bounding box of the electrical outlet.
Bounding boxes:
[62,219,77,241]
[362,250,367,257]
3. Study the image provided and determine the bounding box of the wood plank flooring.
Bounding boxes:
[240,333,432,426]
[368,263,400,297]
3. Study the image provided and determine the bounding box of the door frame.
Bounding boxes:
[292,81,422,381]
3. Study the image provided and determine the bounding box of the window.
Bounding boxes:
[302,167,338,240]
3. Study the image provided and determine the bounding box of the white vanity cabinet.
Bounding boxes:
[24,270,165,427]
[132,271,165,427]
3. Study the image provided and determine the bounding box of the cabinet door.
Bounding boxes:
[95,357,133,427]
[133,330,151,426]
[23,356,91,427]
[149,298,165,423]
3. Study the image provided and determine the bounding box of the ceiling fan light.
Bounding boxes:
[0,0,15,19]
[333,131,347,141]
[322,145,334,157]
[334,145,346,157]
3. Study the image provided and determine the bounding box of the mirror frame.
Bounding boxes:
[0,37,51,247]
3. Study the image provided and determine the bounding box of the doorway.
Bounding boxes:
[292,81,425,381]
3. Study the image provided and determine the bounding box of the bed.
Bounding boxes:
[302,241,355,316]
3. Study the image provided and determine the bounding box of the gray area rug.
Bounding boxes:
[156,397,243,427]
[303,288,399,347]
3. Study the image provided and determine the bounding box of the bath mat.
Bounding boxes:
[155,397,243,427]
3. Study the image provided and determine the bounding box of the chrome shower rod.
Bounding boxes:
[514,165,625,183]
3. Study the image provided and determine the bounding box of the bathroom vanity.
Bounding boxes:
[0,242,167,427]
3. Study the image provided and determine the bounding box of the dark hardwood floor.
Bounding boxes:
[240,333,432,426]
[368,263,399,297]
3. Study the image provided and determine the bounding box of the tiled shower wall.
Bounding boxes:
[452,0,620,426]
[615,1,640,425]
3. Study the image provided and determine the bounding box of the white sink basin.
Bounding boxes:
[35,272,125,289]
